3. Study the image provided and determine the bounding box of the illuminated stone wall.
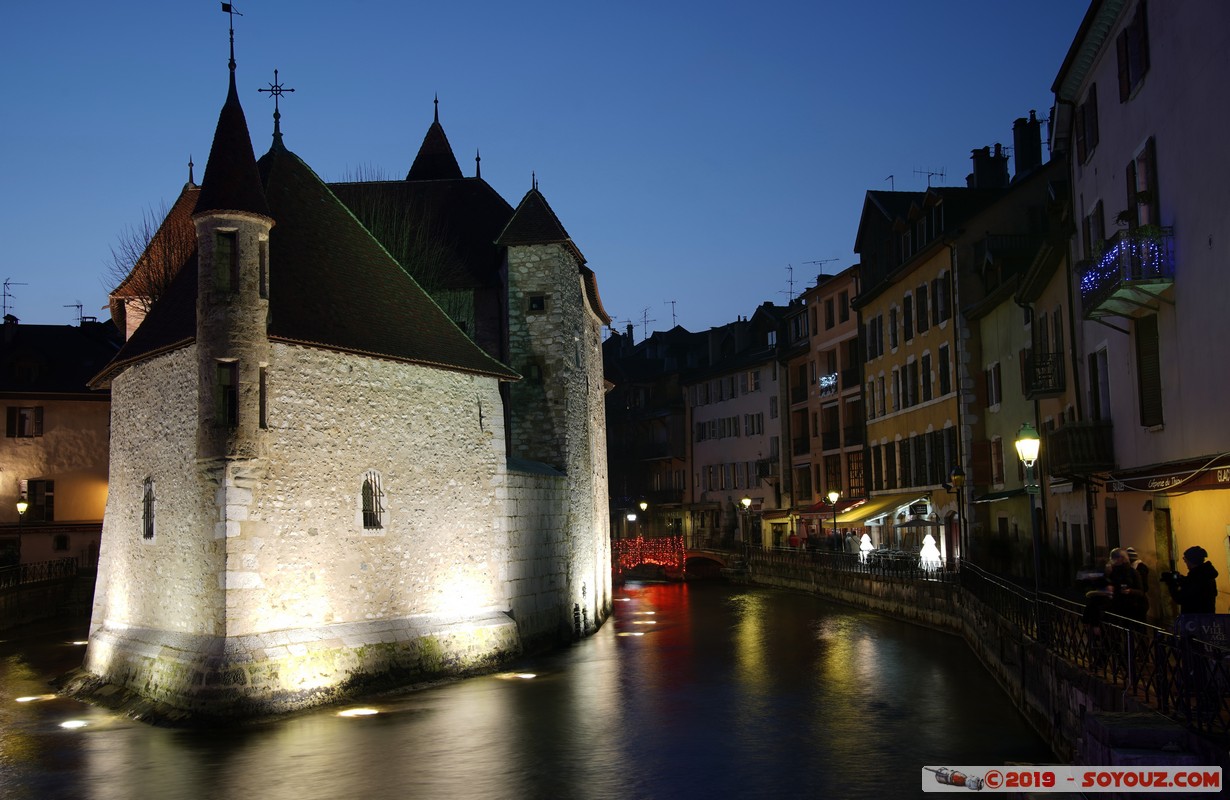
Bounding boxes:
[505,242,612,645]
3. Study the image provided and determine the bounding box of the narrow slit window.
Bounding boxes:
[362,471,384,530]
[142,477,155,540]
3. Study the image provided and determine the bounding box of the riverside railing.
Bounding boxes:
[945,560,1229,738]
[0,558,78,591]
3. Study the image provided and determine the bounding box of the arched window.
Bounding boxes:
[142,478,155,540]
[361,471,384,530]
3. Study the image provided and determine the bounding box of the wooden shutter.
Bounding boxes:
[1117,29,1130,101]
[5,407,15,437]
[33,407,43,436]
[1135,314,1163,426]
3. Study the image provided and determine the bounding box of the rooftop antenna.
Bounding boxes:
[885,174,894,190]
[804,258,839,278]
[779,264,798,303]
[64,303,84,324]
[638,307,657,340]
[664,299,677,327]
[2,278,27,318]
[913,167,946,188]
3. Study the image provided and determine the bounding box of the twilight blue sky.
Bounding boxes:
[3,1,1089,334]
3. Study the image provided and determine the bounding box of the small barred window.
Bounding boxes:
[361,471,384,530]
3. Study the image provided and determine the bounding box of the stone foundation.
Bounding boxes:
[68,611,520,724]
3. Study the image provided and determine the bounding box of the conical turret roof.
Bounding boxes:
[195,70,270,218]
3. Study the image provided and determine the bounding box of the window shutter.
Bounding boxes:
[1075,100,1087,163]
[33,407,43,436]
[1087,83,1099,151]
[1135,314,1163,426]
[1116,29,1130,101]
[1019,348,1030,395]
[5,407,14,437]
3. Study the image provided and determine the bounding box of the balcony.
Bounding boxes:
[1079,227,1175,320]
[1024,352,1065,399]
[1045,420,1115,478]
[756,459,781,480]
[792,436,810,456]
[790,384,809,405]
[821,430,840,451]
[841,366,860,390]
[842,425,864,447]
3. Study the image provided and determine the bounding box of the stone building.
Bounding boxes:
[75,41,611,720]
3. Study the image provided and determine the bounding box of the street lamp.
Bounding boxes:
[1014,422,1042,595]
[625,511,637,540]
[949,465,965,563]
[15,497,28,566]
[826,490,840,551]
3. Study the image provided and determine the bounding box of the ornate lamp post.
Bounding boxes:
[15,497,28,566]
[1014,422,1042,595]
[826,490,840,551]
[638,500,648,537]
[740,496,752,548]
[949,465,966,563]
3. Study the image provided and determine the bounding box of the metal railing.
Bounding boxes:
[0,558,78,591]
[960,561,1230,737]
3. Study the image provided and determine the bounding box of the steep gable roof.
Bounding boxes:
[497,188,574,249]
[405,110,464,181]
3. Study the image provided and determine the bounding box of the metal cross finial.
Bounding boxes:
[259,69,296,142]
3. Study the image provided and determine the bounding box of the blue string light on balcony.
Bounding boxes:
[1080,230,1172,302]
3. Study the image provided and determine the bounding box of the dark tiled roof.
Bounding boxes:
[405,120,464,181]
[3,320,123,396]
[259,144,516,379]
[194,72,271,218]
[496,189,578,252]
[329,178,512,290]
[109,185,200,322]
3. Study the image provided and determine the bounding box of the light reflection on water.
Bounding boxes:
[0,584,1051,799]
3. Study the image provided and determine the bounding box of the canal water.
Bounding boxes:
[1,582,1052,799]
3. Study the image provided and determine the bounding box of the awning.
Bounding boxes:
[800,497,866,515]
[894,518,940,529]
[1108,453,1230,494]
[834,492,928,525]
[972,488,1026,504]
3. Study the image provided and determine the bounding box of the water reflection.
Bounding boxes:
[1,584,1051,799]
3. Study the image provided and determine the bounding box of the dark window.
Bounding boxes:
[142,478,155,540]
[215,231,238,292]
[1075,83,1100,164]
[259,367,268,429]
[916,284,929,332]
[362,471,384,530]
[528,295,548,313]
[903,295,914,342]
[1126,137,1160,228]
[53,534,69,552]
[847,451,865,497]
[216,362,238,428]
[5,406,43,438]
[1135,314,1163,426]
[938,344,952,395]
[25,480,54,522]
[258,238,269,299]
[921,353,933,401]
[889,308,899,349]
[1116,1,1150,102]
[838,291,850,323]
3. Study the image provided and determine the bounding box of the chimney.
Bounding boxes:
[3,313,18,345]
[1012,110,1042,179]
[968,144,1009,189]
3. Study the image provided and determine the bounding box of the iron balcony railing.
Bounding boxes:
[841,366,860,390]
[792,436,810,456]
[0,557,77,591]
[790,384,809,405]
[1046,420,1115,477]
[1024,351,1065,398]
[843,425,864,447]
[1079,227,1176,320]
[821,430,840,451]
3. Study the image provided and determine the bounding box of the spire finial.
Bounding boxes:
[259,68,296,145]
[188,155,195,186]
[221,3,242,72]
[433,93,439,123]
[475,149,481,179]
